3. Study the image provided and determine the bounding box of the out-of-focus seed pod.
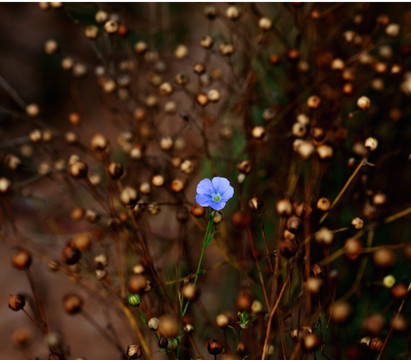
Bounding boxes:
[373,248,396,268]
[152,174,165,187]
[69,161,88,179]
[191,204,205,217]
[303,333,320,351]
[391,283,408,300]
[107,162,124,180]
[236,293,252,312]
[62,246,81,265]
[307,95,321,109]
[148,317,159,330]
[9,294,25,311]
[63,294,83,315]
[237,160,252,175]
[200,35,213,49]
[120,187,138,206]
[249,195,263,211]
[174,44,188,59]
[196,93,208,107]
[171,178,185,193]
[12,250,32,270]
[216,313,230,328]
[306,277,323,295]
[128,275,148,294]
[316,144,334,160]
[391,314,408,332]
[385,23,400,37]
[72,233,92,251]
[362,314,385,336]
[207,339,224,355]
[259,17,272,31]
[279,240,298,258]
[104,20,119,34]
[226,5,240,20]
[357,96,371,110]
[11,327,32,347]
[134,41,148,54]
[251,126,266,139]
[373,192,386,205]
[344,238,362,260]
[329,301,352,323]
[314,227,334,246]
[276,198,293,217]
[286,216,302,234]
[90,133,109,153]
[181,283,198,301]
[297,140,315,159]
[158,315,179,338]
[317,197,331,212]
[180,159,194,174]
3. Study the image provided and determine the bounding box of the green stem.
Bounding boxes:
[233,327,242,355]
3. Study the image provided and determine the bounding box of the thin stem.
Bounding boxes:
[261,272,290,360]
[25,269,48,333]
[319,158,366,224]
[233,327,242,355]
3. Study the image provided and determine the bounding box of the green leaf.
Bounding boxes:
[204,231,218,247]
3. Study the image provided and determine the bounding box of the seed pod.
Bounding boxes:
[307,95,321,109]
[303,333,320,351]
[329,301,352,323]
[148,317,159,330]
[286,216,302,234]
[152,174,165,187]
[344,238,362,260]
[204,5,217,19]
[226,5,240,20]
[62,246,81,265]
[72,233,92,251]
[159,82,173,96]
[306,277,323,295]
[249,195,263,211]
[276,198,293,217]
[362,314,385,336]
[44,39,59,55]
[63,294,83,314]
[373,248,396,268]
[157,337,168,348]
[9,294,25,311]
[314,227,334,246]
[174,73,188,86]
[236,293,253,312]
[128,294,141,307]
[216,313,230,328]
[127,344,142,359]
[259,17,272,31]
[180,159,194,174]
[174,44,188,59]
[171,178,185,193]
[251,126,266,139]
[200,35,213,49]
[317,197,331,211]
[128,275,147,294]
[316,144,334,160]
[134,41,148,54]
[120,187,138,206]
[90,133,109,152]
[351,217,364,230]
[297,141,315,159]
[69,161,88,179]
[12,250,32,270]
[357,96,371,110]
[364,137,378,151]
[158,315,179,338]
[85,25,99,39]
[11,327,32,347]
[207,339,224,355]
[391,314,408,332]
[391,283,408,300]
[181,283,198,301]
[93,254,108,269]
[196,93,208,106]
[191,204,205,217]
[104,20,119,34]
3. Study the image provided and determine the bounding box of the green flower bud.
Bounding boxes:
[128,293,141,307]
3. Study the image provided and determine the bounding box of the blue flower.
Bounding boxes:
[196,177,234,211]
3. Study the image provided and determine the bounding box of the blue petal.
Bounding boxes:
[196,178,213,195]
[211,177,230,194]
[221,185,234,202]
[210,200,226,211]
[196,193,213,207]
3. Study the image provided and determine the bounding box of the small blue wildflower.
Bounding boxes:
[196,177,234,211]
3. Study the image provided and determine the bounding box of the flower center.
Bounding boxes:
[212,193,221,202]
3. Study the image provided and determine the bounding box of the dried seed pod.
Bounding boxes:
[180,159,194,174]
[90,133,109,152]
[385,23,400,37]
[207,89,221,102]
[200,35,213,49]
[259,17,272,31]
[12,250,32,270]
[63,294,83,314]
[286,216,302,233]
[93,254,108,269]
[317,197,331,212]
[0,177,12,194]
[306,277,323,294]
[357,96,371,110]
[314,227,334,246]
[174,72,188,86]
[9,294,25,311]
[249,195,263,211]
[207,339,224,355]
[128,275,147,294]
[174,44,188,59]
[279,240,298,258]
[181,283,198,301]
[196,93,208,107]
[216,313,230,328]
[236,293,253,312]
[219,43,234,56]
[159,82,173,96]
[127,344,142,359]
[62,246,81,265]
[148,317,159,330]
[251,126,266,139]
[303,333,320,351]
[331,58,345,71]
[276,198,293,217]
[226,5,240,20]
[316,144,334,160]
[11,327,32,347]
[69,161,88,178]
[297,141,315,159]
[191,204,205,217]
[152,174,165,187]
[26,103,40,117]
[171,178,185,193]
[44,39,59,55]
[292,122,306,137]
[107,162,124,180]
[104,20,119,34]
[120,187,138,206]
[351,217,364,230]
[390,314,408,332]
[364,137,378,151]
[134,41,148,54]
[85,25,99,39]
[307,95,321,109]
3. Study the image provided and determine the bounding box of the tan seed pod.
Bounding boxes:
[307,95,321,109]
[26,103,40,117]
[216,313,230,328]
[104,20,119,34]
[69,161,88,178]
[85,25,99,39]
[158,315,180,338]
[329,301,352,323]
[44,39,59,55]
[351,217,364,230]
[259,17,272,30]
[364,137,378,151]
[317,197,331,211]
[357,96,371,110]
[344,238,363,260]
[174,45,188,59]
